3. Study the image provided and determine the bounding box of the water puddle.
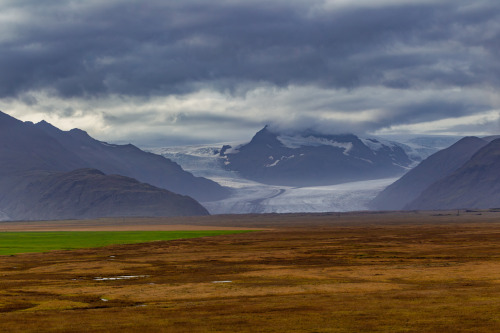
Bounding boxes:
[94,275,149,281]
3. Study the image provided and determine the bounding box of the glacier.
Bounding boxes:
[202,177,397,214]
[149,145,397,214]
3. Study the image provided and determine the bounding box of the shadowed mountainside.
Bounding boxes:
[0,111,215,220]
[405,138,500,210]
[34,120,229,202]
[0,169,208,220]
[370,136,488,210]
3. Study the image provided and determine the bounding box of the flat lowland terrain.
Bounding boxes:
[1,211,500,332]
[0,231,253,256]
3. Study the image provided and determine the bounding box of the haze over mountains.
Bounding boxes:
[0,111,226,220]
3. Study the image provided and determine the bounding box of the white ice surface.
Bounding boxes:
[202,177,397,214]
[148,145,398,214]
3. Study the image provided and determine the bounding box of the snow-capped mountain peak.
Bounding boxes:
[218,127,412,186]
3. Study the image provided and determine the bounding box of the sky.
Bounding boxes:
[1,0,500,146]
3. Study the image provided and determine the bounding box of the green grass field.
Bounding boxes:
[0,230,251,255]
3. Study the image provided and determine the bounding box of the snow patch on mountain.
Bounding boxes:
[360,138,385,151]
[265,155,295,167]
[266,159,280,167]
[278,135,353,154]
[222,146,241,155]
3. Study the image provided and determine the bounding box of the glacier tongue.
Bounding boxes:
[202,177,397,214]
[148,145,397,214]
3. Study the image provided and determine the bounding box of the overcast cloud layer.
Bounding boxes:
[1,0,500,145]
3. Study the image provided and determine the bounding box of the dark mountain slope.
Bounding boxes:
[0,169,208,220]
[406,138,500,210]
[0,112,86,175]
[34,120,229,202]
[0,110,215,220]
[221,126,412,186]
[370,136,488,210]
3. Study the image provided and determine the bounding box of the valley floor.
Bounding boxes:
[1,211,500,332]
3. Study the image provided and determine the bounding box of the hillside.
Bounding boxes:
[0,169,208,220]
[406,138,500,210]
[34,120,229,202]
[0,110,215,220]
[370,136,488,210]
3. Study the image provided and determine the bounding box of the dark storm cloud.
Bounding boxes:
[2,0,500,142]
[1,0,499,99]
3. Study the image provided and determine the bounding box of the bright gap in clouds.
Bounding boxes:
[374,110,500,136]
[2,84,499,146]
[1,0,499,146]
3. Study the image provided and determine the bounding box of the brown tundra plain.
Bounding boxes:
[1,211,500,332]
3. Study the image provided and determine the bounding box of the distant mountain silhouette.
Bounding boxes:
[370,136,488,210]
[0,110,222,220]
[405,138,500,210]
[0,112,85,175]
[220,126,412,186]
[0,168,208,220]
[482,135,500,142]
[34,119,229,202]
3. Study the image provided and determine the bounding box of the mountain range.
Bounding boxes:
[219,126,413,186]
[34,120,229,202]
[4,108,499,218]
[0,111,228,220]
[1,168,208,220]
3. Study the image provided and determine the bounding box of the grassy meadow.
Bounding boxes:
[0,230,251,255]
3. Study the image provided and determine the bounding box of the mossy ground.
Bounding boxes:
[0,212,499,332]
[0,230,251,255]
